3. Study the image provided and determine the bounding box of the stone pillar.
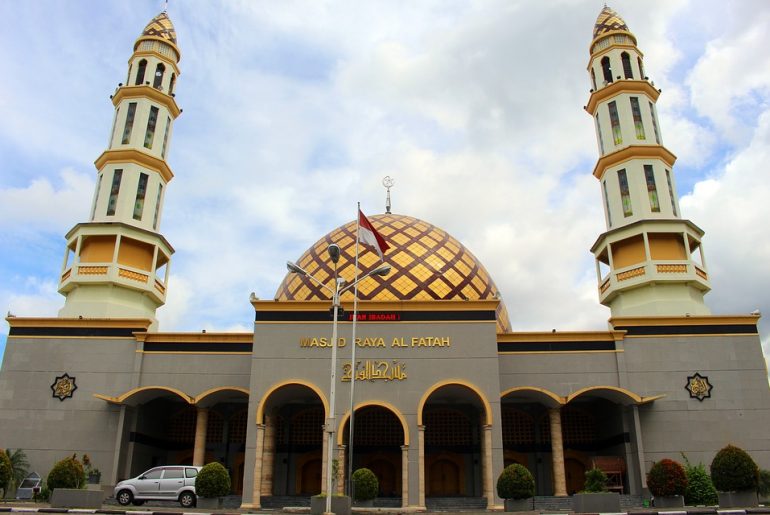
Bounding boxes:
[193,407,208,466]
[482,424,494,508]
[549,407,567,496]
[321,431,329,494]
[251,424,265,510]
[401,445,409,507]
[336,445,346,495]
[260,413,275,496]
[418,425,426,508]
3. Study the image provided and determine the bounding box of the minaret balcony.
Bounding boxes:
[598,259,710,303]
[59,261,167,304]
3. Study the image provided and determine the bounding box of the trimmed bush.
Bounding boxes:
[647,459,688,497]
[684,460,718,506]
[584,467,608,493]
[196,462,231,498]
[710,445,759,492]
[351,468,378,501]
[758,470,770,499]
[47,454,85,491]
[0,450,12,495]
[496,464,535,500]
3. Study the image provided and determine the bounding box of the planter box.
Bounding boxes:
[718,490,758,508]
[197,496,224,509]
[50,488,104,509]
[573,492,620,513]
[654,495,685,508]
[504,498,534,512]
[311,495,352,515]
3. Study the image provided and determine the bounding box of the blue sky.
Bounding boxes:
[2,0,770,364]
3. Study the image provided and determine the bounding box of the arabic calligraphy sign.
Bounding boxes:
[342,360,407,382]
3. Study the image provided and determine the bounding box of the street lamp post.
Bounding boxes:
[287,245,390,514]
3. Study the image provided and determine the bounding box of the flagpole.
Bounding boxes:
[346,202,361,497]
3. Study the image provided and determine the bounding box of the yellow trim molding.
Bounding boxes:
[417,379,493,426]
[585,80,660,115]
[94,148,174,183]
[112,85,181,118]
[610,314,761,328]
[500,386,565,407]
[565,385,663,405]
[6,316,152,330]
[135,332,253,343]
[592,144,676,180]
[337,400,410,446]
[256,380,329,424]
[194,386,250,405]
[252,299,500,312]
[94,385,193,405]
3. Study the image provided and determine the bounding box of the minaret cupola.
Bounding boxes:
[586,6,711,317]
[57,12,182,328]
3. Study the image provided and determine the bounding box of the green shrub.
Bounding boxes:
[647,459,688,497]
[496,464,535,500]
[758,470,770,499]
[47,454,85,491]
[584,467,608,493]
[0,450,12,497]
[683,460,718,506]
[710,444,759,492]
[351,468,378,501]
[38,483,51,502]
[196,462,231,498]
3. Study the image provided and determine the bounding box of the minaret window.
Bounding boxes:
[621,52,633,79]
[649,102,661,144]
[608,101,622,145]
[133,173,149,220]
[109,107,120,146]
[169,74,176,95]
[91,174,103,220]
[617,169,632,217]
[630,97,645,139]
[591,69,597,90]
[595,114,605,154]
[122,103,137,144]
[106,169,123,216]
[601,56,613,84]
[644,165,660,212]
[144,106,159,149]
[666,169,678,216]
[602,180,613,227]
[135,59,147,86]
[126,65,132,86]
[638,57,645,79]
[153,63,165,89]
[153,184,163,230]
[161,116,171,158]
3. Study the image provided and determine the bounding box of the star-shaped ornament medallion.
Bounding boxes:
[685,372,713,402]
[51,373,77,401]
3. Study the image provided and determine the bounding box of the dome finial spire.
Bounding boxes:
[382,176,395,214]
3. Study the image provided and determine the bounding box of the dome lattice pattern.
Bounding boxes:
[275,214,511,332]
[140,12,177,45]
[593,6,630,39]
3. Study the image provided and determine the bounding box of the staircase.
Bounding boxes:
[533,494,643,511]
[425,497,487,511]
[260,495,312,508]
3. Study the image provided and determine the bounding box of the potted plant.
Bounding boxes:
[195,462,231,509]
[710,444,759,507]
[682,455,718,506]
[311,493,352,515]
[573,467,621,513]
[351,468,379,506]
[647,458,687,507]
[497,464,535,512]
[48,454,103,509]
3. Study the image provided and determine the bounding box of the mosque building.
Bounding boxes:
[2,6,770,510]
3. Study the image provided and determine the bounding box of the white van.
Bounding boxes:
[114,466,201,508]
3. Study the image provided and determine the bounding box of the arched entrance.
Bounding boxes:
[341,405,405,499]
[420,383,490,499]
[258,383,326,499]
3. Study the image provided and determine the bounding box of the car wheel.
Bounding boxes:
[131,500,145,506]
[179,491,196,508]
[116,490,133,506]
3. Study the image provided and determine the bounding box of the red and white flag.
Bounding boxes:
[358,209,390,260]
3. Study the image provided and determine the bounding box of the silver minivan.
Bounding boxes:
[114,465,201,508]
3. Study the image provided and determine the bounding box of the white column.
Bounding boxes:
[192,407,208,466]
[549,408,567,496]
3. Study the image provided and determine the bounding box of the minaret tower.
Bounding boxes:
[586,6,710,316]
[58,12,181,328]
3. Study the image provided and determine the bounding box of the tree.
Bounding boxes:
[0,451,12,498]
[5,449,30,494]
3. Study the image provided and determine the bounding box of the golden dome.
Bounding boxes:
[135,12,179,59]
[275,213,511,332]
[593,5,631,39]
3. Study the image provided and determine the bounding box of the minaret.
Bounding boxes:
[586,6,710,317]
[58,12,181,328]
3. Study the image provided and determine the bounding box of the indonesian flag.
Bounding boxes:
[358,209,390,260]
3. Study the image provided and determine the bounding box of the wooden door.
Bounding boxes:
[428,459,460,496]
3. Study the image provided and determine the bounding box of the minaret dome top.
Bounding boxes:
[591,5,636,51]
[134,12,180,62]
